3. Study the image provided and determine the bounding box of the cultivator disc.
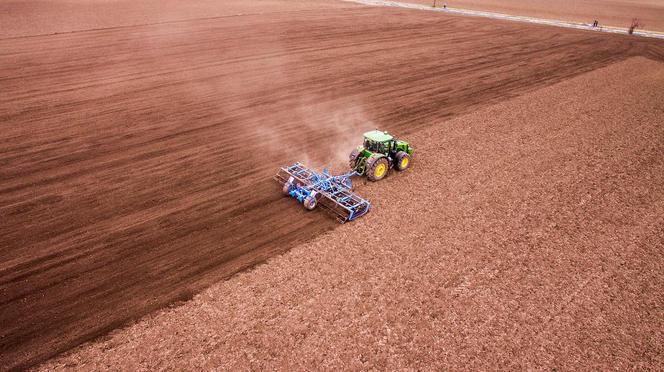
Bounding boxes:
[275,163,370,223]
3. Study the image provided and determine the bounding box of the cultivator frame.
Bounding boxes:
[275,163,370,223]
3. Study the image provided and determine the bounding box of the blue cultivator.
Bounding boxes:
[275,163,371,223]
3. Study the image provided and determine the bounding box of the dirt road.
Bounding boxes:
[402,0,664,31]
[1,3,663,370]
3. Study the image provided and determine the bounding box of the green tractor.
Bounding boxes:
[349,130,414,181]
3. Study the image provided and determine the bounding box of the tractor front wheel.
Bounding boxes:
[395,151,411,171]
[367,156,389,182]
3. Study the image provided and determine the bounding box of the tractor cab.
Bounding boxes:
[363,130,393,155]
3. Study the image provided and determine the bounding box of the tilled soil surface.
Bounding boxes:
[42,56,664,371]
[401,0,664,31]
[2,2,664,370]
[0,0,355,38]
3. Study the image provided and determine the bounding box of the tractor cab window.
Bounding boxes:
[366,140,387,153]
[364,139,383,153]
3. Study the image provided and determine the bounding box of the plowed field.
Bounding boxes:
[1,2,663,370]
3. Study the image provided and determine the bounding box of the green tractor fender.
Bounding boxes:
[395,140,414,155]
[371,152,391,169]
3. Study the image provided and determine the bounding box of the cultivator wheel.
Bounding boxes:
[282,180,293,195]
[395,151,411,171]
[304,195,318,210]
[366,156,389,182]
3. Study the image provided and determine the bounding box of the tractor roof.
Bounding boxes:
[363,130,393,142]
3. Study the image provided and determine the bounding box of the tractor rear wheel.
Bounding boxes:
[395,151,411,171]
[367,156,389,182]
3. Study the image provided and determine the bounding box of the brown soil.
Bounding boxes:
[0,0,355,38]
[403,0,664,31]
[41,56,664,371]
[2,2,664,370]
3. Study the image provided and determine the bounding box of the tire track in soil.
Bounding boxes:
[1,6,663,370]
